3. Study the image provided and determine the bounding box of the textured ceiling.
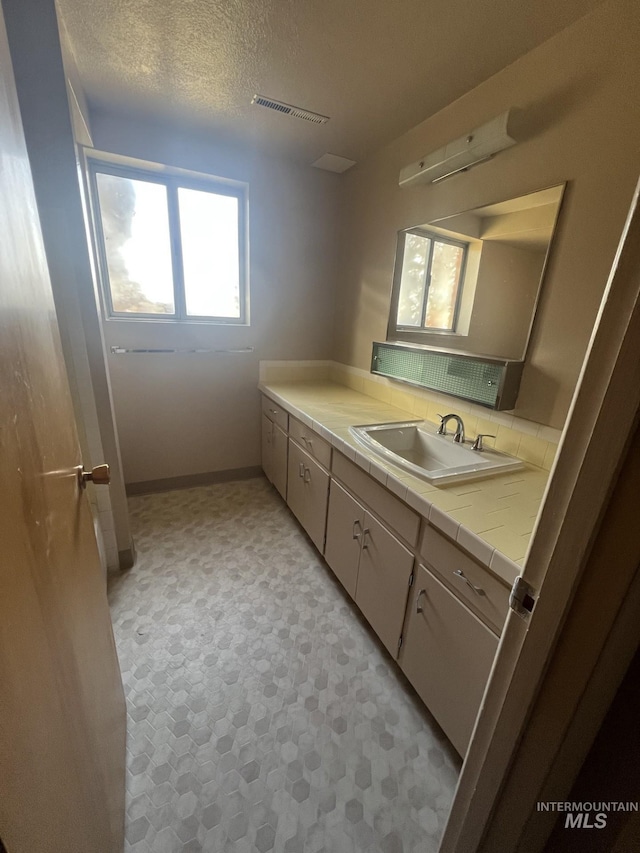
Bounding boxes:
[56,0,605,165]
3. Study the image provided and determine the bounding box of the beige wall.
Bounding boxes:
[89,111,340,484]
[332,0,640,428]
[467,242,546,360]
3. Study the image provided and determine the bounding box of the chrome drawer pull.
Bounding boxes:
[302,436,313,449]
[453,569,486,596]
[269,408,279,415]
[298,462,304,478]
[361,528,370,550]
[303,467,311,483]
[416,588,426,613]
[352,519,362,541]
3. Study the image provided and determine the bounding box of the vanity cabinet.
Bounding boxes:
[325,477,415,658]
[261,415,288,499]
[259,390,513,758]
[287,440,330,552]
[261,395,289,499]
[400,563,499,755]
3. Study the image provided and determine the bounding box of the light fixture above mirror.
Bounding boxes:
[398,110,522,186]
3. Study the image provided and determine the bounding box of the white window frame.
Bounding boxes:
[87,157,249,325]
[388,227,468,340]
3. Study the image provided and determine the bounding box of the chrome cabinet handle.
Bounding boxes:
[302,436,313,449]
[269,408,279,415]
[298,462,304,478]
[303,467,311,483]
[352,519,362,541]
[416,588,426,613]
[361,528,370,550]
[453,569,486,596]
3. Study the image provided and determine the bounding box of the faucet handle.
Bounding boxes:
[436,414,447,434]
[471,434,496,452]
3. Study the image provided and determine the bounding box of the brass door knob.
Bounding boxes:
[78,463,111,489]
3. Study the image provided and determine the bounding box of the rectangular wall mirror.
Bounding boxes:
[387,184,565,361]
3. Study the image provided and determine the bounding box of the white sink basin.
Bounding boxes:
[350,421,525,484]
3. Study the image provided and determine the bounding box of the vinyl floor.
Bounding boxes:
[108,479,460,852]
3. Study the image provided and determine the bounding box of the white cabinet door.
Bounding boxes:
[301,450,330,552]
[262,415,288,500]
[271,423,288,500]
[400,563,499,756]
[324,480,365,598]
[287,440,330,552]
[287,439,306,526]
[261,414,274,483]
[355,512,415,658]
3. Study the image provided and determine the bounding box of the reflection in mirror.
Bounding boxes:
[387,184,565,361]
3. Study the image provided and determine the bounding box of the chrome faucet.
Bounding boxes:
[471,433,496,452]
[437,413,466,444]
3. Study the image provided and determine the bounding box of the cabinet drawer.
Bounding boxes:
[289,416,332,470]
[261,395,289,431]
[420,524,509,635]
[332,452,419,546]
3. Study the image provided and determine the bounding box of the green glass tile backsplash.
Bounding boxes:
[372,342,503,408]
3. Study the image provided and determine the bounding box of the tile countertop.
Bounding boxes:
[259,381,551,587]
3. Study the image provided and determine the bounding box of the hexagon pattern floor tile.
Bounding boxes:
[109,479,460,852]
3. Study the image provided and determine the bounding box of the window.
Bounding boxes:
[88,161,247,323]
[389,229,467,335]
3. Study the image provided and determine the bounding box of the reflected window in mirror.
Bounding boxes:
[396,230,467,332]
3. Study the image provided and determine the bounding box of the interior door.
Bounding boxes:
[0,9,126,853]
[440,183,640,851]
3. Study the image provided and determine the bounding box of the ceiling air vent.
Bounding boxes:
[251,94,329,125]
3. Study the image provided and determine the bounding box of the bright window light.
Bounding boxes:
[394,230,466,333]
[90,162,247,324]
